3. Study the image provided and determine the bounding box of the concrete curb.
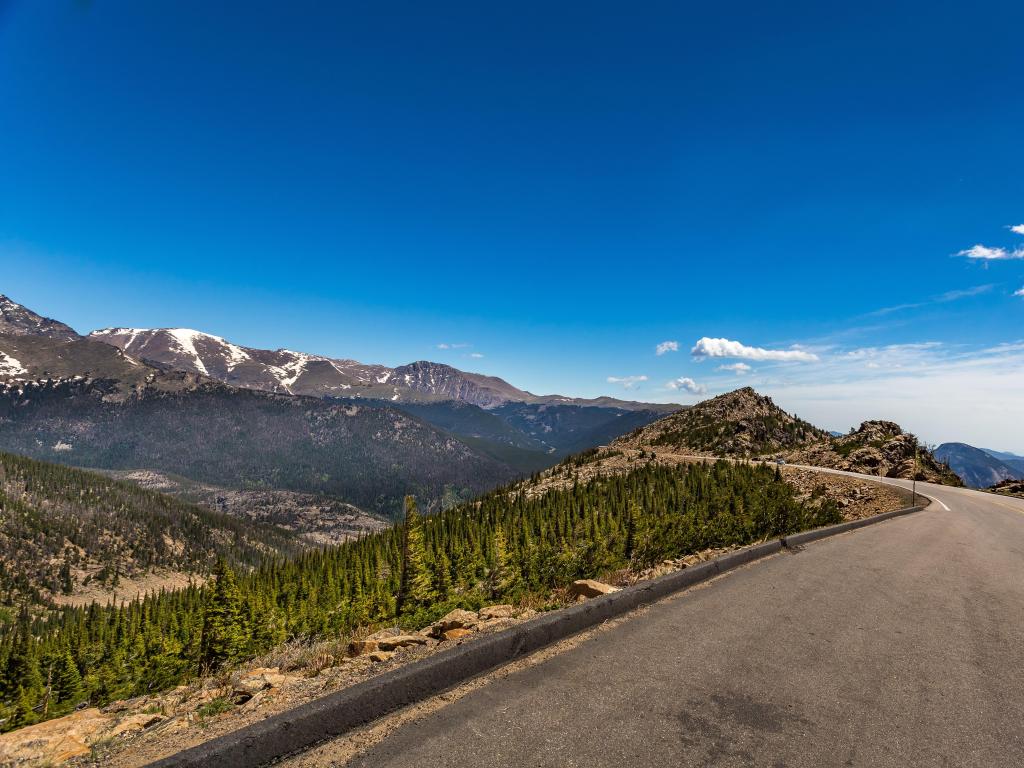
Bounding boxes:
[145,505,924,768]
[781,504,926,549]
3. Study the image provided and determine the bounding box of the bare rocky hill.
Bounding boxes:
[615,387,826,456]
[616,387,961,485]
[0,294,79,341]
[790,421,961,485]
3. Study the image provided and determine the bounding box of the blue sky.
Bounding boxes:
[2,1,1023,449]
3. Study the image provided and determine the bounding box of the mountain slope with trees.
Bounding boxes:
[0,458,841,732]
[0,378,521,519]
[0,451,300,608]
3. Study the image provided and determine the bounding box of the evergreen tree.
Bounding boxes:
[53,648,84,709]
[396,496,432,615]
[488,526,518,598]
[198,558,246,670]
[3,607,42,703]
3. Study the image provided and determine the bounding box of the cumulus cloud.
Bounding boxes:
[956,244,1024,260]
[717,362,752,375]
[655,340,679,356]
[607,375,648,390]
[666,377,706,394]
[1009,224,1024,235]
[691,337,819,362]
[1015,287,1024,298]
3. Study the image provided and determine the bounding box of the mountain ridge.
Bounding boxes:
[87,325,674,411]
[934,442,1024,488]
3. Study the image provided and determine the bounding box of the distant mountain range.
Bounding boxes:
[933,443,1024,488]
[0,294,676,518]
[87,326,668,411]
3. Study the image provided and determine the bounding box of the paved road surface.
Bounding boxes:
[344,477,1024,767]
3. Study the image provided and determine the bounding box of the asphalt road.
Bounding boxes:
[345,477,1024,768]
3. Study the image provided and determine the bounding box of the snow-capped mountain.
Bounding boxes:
[89,326,391,397]
[0,296,154,385]
[0,294,79,341]
[87,327,669,411]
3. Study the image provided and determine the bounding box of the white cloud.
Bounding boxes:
[607,375,648,390]
[1009,224,1024,235]
[865,284,993,317]
[655,340,679,356]
[469,352,484,358]
[716,362,752,375]
[666,376,707,394]
[691,337,819,362]
[1015,287,1024,298]
[436,342,471,350]
[956,244,1024,260]
[749,341,1024,450]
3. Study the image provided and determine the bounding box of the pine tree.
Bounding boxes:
[3,607,42,703]
[12,686,38,728]
[432,550,452,601]
[53,648,84,709]
[396,496,432,615]
[199,558,246,670]
[488,525,518,598]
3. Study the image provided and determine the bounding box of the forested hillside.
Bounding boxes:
[0,452,300,606]
[0,459,841,731]
[0,378,522,519]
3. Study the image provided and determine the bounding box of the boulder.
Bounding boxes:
[231,667,288,702]
[369,650,395,663]
[376,634,429,651]
[347,639,380,657]
[570,579,620,598]
[478,604,516,620]
[476,617,512,631]
[427,608,479,637]
[0,707,110,765]
[441,628,474,642]
[107,712,163,738]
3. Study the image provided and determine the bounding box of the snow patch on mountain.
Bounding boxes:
[164,329,211,375]
[0,350,26,377]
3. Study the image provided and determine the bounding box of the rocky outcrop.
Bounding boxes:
[789,421,961,485]
[478,604,516,620]
[0,708,134,766]
[427,609,480,637]
[617,388,961,486]
[989,479,1024,498]
[569,579,620,598]
[616,387,826,457]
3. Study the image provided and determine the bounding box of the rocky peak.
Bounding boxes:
[847,420,904,442]
[0,294,80,341]
[392,361,532,408]
[616,386,825,455]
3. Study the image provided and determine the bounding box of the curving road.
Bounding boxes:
[338,477,1024,767]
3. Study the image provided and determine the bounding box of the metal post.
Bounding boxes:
[912,440,918,507]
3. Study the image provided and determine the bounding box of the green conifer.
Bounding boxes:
[199,558,247,670]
